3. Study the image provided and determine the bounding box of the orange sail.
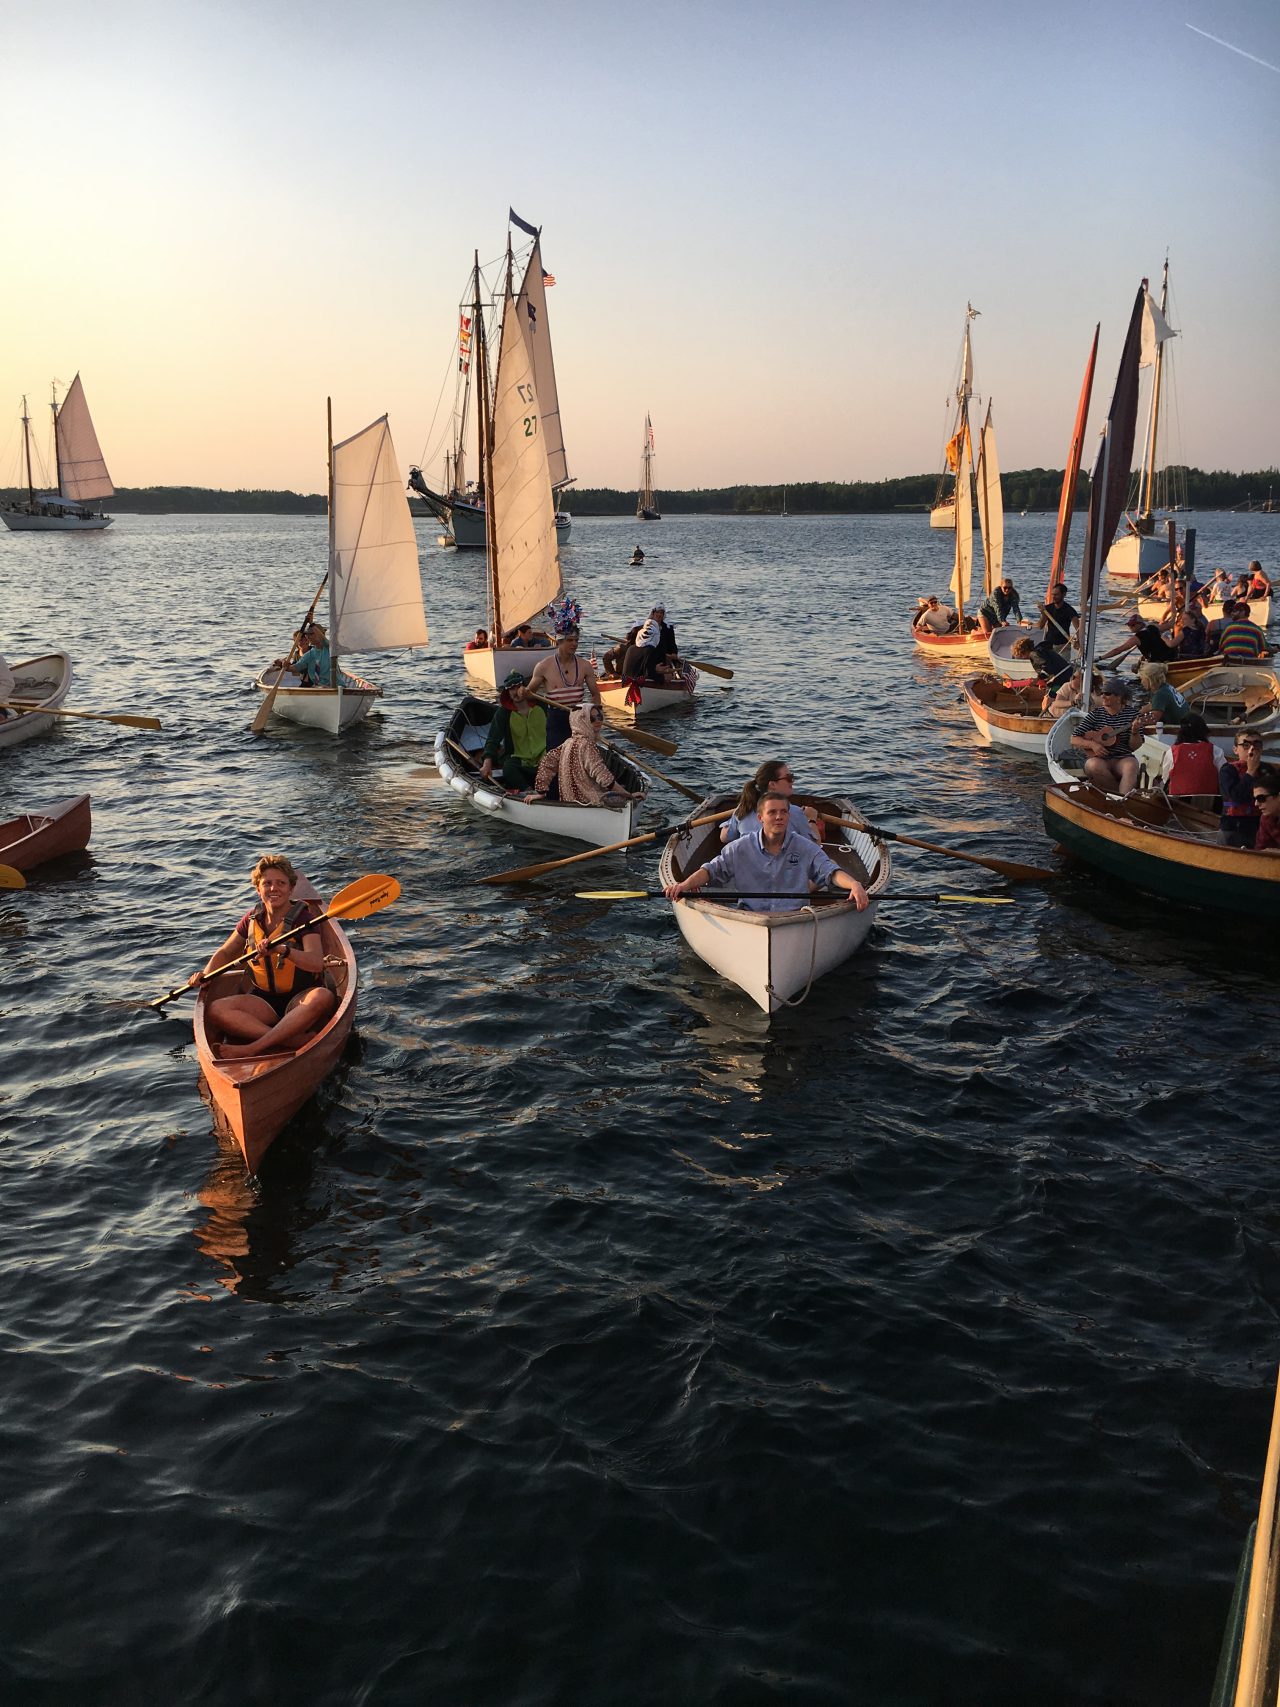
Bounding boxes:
[1046,326,1099,600]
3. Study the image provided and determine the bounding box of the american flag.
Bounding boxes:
[542,270,556,288]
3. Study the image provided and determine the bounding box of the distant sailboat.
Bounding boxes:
[254,403,428,733]
[929,306,979,530]
[781,485,788,518]
[1,377,114,531]
[636,415,661,520]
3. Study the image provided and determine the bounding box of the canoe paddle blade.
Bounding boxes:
[0,863,28,890]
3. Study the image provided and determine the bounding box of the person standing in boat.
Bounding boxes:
[527,628,602,746]
[665,792,868,913]
[1069,678,1152,795]
[721,760,822,845]
[1010,634,1071,702]
[977,578,1025,634]
[1038,583,1079,653]
[480,672,548,792]
[190,855,336,1060]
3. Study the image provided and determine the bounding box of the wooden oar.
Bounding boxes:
[603,633,733,680]
[577,889,1014,905]
[5,700,161,731]
[251,572,328,736]
[148,873,401,1009]
[0,864,27,890]
[523,688,678,756]
[478,811,734,886]
[600,744,701,802]
[828,817,1057,883]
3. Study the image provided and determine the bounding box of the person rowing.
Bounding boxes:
[188,855,337,1060]
[664,792,869,912]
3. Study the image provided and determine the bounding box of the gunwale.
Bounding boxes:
[0,794,91,871]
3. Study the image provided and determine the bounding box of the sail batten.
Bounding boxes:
[330,415,428,656]
[489,280,561,628]
[55,375,113,501]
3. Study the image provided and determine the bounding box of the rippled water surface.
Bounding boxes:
[3,509,1279,1705]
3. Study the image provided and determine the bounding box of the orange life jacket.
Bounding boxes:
[246,901,315,997]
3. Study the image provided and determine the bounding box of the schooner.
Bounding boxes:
[1,376,114,531]
[636,415,660,520]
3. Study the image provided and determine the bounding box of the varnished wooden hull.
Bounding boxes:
[961,678,1053,752]
[596,677,695,720]
[1043,783,1280,918]
[0,795,91,871]
[657,793,890,1012]
[194,916,357,1173]
[912,626,990,659]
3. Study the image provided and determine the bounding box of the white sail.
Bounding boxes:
[489,280,561,630]
[1140,291,1177,368]
[516,241,568,490]
[950,422,973,608]
[55,374,113,501]
[330,415,428,655]
[976,404,1003,593]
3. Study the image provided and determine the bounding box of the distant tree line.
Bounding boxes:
[2,466,1274,516]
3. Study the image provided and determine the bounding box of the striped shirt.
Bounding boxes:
[1217,619,1267,662]
[1075,704,1144,753]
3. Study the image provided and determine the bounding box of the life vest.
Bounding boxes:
[1166,742,1218,797]
[246,900,316,997]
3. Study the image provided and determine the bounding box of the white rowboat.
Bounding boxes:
[0,652,73,750]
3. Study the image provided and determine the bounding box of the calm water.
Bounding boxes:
[3,508,1279,1706]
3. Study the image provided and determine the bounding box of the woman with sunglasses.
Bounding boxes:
[1219,731,1270,847]
[721,759,822,845]
[529,703,641,807]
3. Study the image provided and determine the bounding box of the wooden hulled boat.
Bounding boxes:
[0,652,73,750]
[961,678,1054,752]
[1176,665,1280,735]
[657,794,890,1013]
[1043,782,1280,918]
[914,374,1004,659]
[195,890,357,1174]
[987,624,1044,678]
[435,695,646,848]
[597,675,696,720]
[0,795,91,871]
[1167,652,1228,686]
[913,625,992,660]
[1139,593,1271,628]
[1210,1366,1280,1706]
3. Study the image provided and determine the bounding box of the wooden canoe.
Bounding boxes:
[0,795,91,871]
[435,696,647,848]
[1043,782,1280,918]
[0,652,72,749]
[657,793,891,1012]
[194,889,357,1173]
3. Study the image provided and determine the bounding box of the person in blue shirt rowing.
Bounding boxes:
[665,792,870,914]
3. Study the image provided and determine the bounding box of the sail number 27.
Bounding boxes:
[517,382,539,437]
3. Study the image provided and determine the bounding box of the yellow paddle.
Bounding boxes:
[479,811,734,886]
[5,700,161,731]
[148,873,401,1009]
[0,863,27,890]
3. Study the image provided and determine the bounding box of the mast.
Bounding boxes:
[1138,261,1169,522]
[327,396,338,687]
[51,383,61,497]
[1047,325,1100,599]
[21,397,34,508]
[472,256,486,507]
[477,248,502,640]
[951,394,973,624]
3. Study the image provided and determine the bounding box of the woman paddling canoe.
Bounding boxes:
[190,855,336,1059]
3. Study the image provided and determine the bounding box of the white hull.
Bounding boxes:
[1106,527,1179,581]
[1140,594,1271,628]
[597,678,695,720]
[912,626,991,659]
[929,500,956,530]
[987,625,1046,677]
[1176,665,1280,734]
[253,666,380,733]
[555,511,571,539]
[657,793,890,1013]
[1,505,111,531]
[462,644,553,688]
[961,679,1053,753]
[0,652,73,749]
[436,698,646,849]
[1045,708,1167,785]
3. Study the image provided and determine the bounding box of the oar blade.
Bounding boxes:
[606,722,679,757]
[326,874,401,919]
[575,889,650,899]
[0,863,28,890]
[685,657,734,680]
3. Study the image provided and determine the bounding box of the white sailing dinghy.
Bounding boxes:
[913,410,988,659]
[1105,262,1182,580]
[457,240,568,692]
[255,405,428,733]
[1,378,114,531]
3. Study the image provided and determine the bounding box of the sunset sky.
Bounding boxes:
[2,0,1277,495]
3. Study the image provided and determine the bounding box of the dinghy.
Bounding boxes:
[435,695,646,848]
[913,392,998,659]
[0,652,73,750]
[0,795,91,871]
[194,878,357,1175]
[657,793,890,1013]
[597,676,696,721]
[1175,665,1280,736]
[961,678,1056,753]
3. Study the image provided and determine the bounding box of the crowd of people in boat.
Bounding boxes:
[464,599,695,696]
[477,663,640,807]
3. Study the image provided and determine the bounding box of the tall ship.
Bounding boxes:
[1,377,114,531]
[1105,259,1184,579]
[929,306,979,530]
[636,414,661,520]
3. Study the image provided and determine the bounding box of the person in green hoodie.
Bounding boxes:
[480,671,548,791]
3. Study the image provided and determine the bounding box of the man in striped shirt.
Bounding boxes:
[1215,602,1271,663]
[1070,679,1153,795]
